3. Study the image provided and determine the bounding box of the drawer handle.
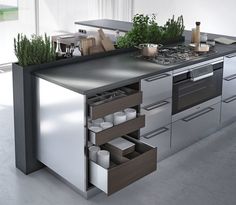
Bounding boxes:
[223,95,236,103]
[143,100,169,111]
[224,74,236,81]
[143,127,169,139]
[144,73,170,82]
[182,107,214,122]
[226,53,236,58]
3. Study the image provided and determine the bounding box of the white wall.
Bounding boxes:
[133,0,236,36]
[39,0,98,35]
[0,1,35,64]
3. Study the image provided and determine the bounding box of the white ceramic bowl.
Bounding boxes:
[92,118,104,127]
[124,108,137,120]
[113,111,127,125]
[104,114,114,123]
[100,122,113,130]
[89,126,103,133]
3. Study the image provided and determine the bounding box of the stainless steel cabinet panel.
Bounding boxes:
[222,76,236,100]
[171,103,221,153]
[140,98,172,136]
[36,78,87,193]
[141,72,172,106]
[221,96,236,125]
[223,53,236,77]
[140,125,171,161]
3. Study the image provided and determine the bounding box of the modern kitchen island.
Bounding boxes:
[13,27,236,199]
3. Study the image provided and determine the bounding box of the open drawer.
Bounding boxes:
[88,88,142,120]
[89,115,145,145]
[89,136,157,195]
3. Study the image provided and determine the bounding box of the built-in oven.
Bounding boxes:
[172,59,223,115]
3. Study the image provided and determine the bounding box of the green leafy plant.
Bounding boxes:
[14,33,56,67]
[117,14,185,48]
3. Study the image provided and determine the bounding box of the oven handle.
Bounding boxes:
[224,74,236,81]
[191,72,213,82]
[142,127,169,139]
[143,100,170,112]
[144,73,171,82]
[223,95,236,104]
[182,107,214,122]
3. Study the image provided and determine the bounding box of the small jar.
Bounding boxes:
[201,33,208,43]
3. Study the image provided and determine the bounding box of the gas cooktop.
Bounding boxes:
[135,45,217,66]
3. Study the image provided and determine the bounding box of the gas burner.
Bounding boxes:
[135,45,217,66]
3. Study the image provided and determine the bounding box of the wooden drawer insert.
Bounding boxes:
[89,136,157,195]
[89,115,145,145]
[88,91,142,120]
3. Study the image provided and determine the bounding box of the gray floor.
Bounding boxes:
[1,70,236,205]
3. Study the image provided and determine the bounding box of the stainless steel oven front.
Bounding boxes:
[172,59,223,115]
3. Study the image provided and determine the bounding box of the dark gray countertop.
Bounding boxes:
[35,31,236,96]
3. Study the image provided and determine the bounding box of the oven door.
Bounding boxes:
[172,67,223,115]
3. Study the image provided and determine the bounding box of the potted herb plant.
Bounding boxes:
[117,14,185,48]
[12,34,56,174]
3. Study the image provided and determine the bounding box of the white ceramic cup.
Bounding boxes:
[89,126,103,144]
[97,150,110,169]
[89,146,101,162]
[100,122,113,130]
[113,111,127,125]
[92,118,104,127]
[104,114,114,123]
[124,108,137,120]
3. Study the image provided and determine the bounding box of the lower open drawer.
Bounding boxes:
[89,136,157,195]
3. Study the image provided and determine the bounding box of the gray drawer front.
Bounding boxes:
[221,96,236,125]
[223,75,236,100]
[140,125,171,161]
[141,72,172,106]
[223,54,236,77]
[140,98,171,136]
[171,103,220,153]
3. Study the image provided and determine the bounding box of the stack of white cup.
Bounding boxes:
[88,146,110,169]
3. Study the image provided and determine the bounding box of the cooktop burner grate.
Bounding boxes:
[135,45,217,65]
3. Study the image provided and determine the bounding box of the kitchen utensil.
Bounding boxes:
[100,122,113,130]
[206,39,216,47]
[89,45,104,55]
[97,150,110,169]
[113,111,127,125]
[195,22,201,46]
[92,118,104,127]
[124,108,137,120]
[195,44,210,52]
[136,43,163,57]
[89,146,101,162]
[80,37,96,56]
[104,114,114,123]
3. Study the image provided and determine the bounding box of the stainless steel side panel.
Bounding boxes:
[141,98,172,136]
[140,125,171,161]
[171,102,221,153]
[36,77,87,193]
[223,54,236,77]
[141,72,172,106]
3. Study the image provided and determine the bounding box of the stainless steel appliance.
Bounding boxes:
[172,59,223,115]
